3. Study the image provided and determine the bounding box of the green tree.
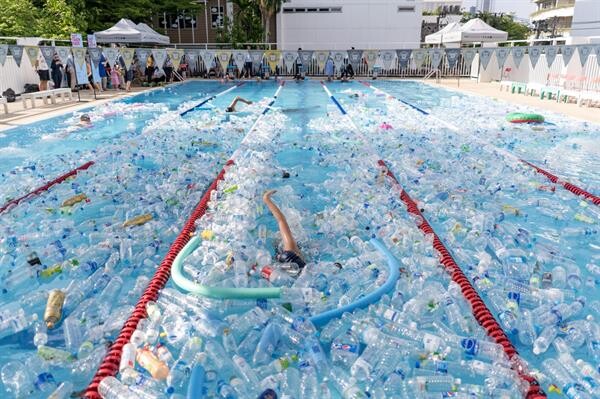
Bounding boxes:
[0,0,39,36]
[254,0,282,43]
[218,0,263,47]
[37,0,87,38]
[462,12,531,41]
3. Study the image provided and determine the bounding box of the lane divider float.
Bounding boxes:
[0,161,95,215]
[179,82,245,117]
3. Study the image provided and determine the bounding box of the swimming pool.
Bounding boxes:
[0,79,598,398]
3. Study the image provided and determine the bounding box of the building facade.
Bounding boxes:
[531,0,600,41]
[421,0,463,42]
[476,0,494,12]
[422,0,463,14]
[276,0,423,50]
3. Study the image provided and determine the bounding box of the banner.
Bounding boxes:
[70,33,83,48]
[445,48,460,69]
[152,48,167,71]
[479,48,494,70]
[0,44,7,66]
[249,50,264,70]
[55,46,71,65]
[166,48,183,70]
[577,45,592,67]
[378,50,394,70]
[559,45,575,66]
[510,47,525,69]
[396,49,412,69]
[88,47,102,67]
[216,50,232,70]
[347,49,363,71]
[412,49,427,68]
[282,51,298,72]
[461,48,477,68]
[495,48,510,69]
[121,48,135,68]
[87,34,97,49]
[362,50,378,71]
[8,45,24,67]
[593,45,600,67]
[331,51,347,71]
[71,47,88,85]
[232,50,248,70]
[136,48,151,73]
[103,47,120,67]
[200,49,217,69]
[528,46,542,68]
[429,48,444,69]
[91,61,101,84]
[298,50,313,66]
[545,46,558,68]
[39,46,55,69]
[25,46,40,67]
[263,50,281,72]
[314,51,329,72]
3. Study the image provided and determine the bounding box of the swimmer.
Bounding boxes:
[262,189,306,268]
[78,114,92,127]
[226,96,253,112]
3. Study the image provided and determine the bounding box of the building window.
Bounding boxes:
[398,6,415,12]
[282,7,342,13]
[211,6,224,28]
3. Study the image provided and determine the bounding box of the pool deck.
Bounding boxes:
[425,79,600,125]
[0,85,166,132]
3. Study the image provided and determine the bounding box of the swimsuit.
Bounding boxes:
[277,250,306,268]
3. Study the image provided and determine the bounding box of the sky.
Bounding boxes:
[462,0,536,19]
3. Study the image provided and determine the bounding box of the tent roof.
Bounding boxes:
[425,22,462,44]
[95,18,170,44]
[443,18,508,43]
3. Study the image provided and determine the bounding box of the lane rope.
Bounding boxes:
[179,82,245,117]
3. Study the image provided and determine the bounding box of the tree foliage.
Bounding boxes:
[217,0,264,46]
[462,12,531,41]
[254,0,283,42]
[0,0,41,37]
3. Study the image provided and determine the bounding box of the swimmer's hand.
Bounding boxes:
[263,189,277,203]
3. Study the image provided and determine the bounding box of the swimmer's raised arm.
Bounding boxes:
[262,189,300,255]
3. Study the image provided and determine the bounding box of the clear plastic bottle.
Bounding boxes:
[98,376,138,399]
[542,358,592,399]
[48,381,74,399]
[331,329,360,368]
[407,375,461,393]
[252,321,282,365]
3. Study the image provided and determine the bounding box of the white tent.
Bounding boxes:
[95,19,170,44]
[442,18,508,44]
[425,22,462,45]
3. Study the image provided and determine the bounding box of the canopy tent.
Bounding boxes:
[425,22,462,45]
[95,19,170,44]
[442,18,508,44]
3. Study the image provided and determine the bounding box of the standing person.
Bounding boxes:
[244,45,253,78]
[86,57,100,92]
[98,53,108,91]
[325,57,334,82]
[145,55,155,85]
[111,64,122,90]
[65,54,76,91]
[50,53,63,89]
[294,47,304,81]
[164,57,173,83]
[125,59,135,92]
[35,52,50,91]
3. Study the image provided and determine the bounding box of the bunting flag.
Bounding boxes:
[479,48,494,70]
[314,51,329,72]
[298,50,313,68]
[377,50,395,70]
[495,48,510,69]
[121,48,135,68]
[185,49,200,70]
[347,49,363,71]
[200,49,217,69]
[545,46,558,68]
[511,47,525,69]
[559,45,575,66]
[0,44,7,66]
[71,47,88,85]
[577,45,592,67]
[55,46,71,65]
[412,49,427,69]
[136,48,151,73]
[103,47,120,67]
[362,50,379,71]
[395,49,411,69]
[592,44,600,67]
[264,50,281,72]
[8,45,24,67]
[166,48,183,70]
[331,51,347,71]
[528,46,542,68]
[152,48,167,71]
[232,50,248,70]
[429,48,444,69]
[25,46,40,67]
[249,50,264,70]
[91,62,101,84]
[282,51,298,72]
[39,46,56,68]
[445,48,460,69]
[216,50,232,70]
[461,48,477,68]
[88,48,102,67]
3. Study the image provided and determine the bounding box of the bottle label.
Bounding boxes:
[261,266,272,280]
[382,308,399,322]
[332,343,358,353]
[460,338,479,356]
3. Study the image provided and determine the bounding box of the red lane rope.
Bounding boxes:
[378,159,546,399]
[0,161,95,215]
[83,160,234,399]
[521,160,600,206]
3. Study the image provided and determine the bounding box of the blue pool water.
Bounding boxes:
[0,79,598,398]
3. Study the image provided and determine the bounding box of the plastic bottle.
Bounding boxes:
[120,343,137,373]
[137,347,170,380]
[542,358,592,399]
[98,376,138,399]
[252,321,282,365]
[331,329,360,368]
[44,289,65,329]
[48,381,74,399]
